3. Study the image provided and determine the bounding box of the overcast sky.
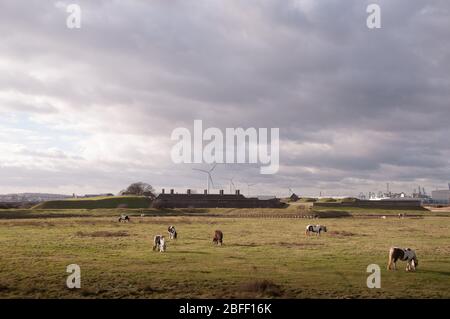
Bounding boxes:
[0,0,449,197]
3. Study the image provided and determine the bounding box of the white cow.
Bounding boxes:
[168,226,177,240]
[153,235,166,252]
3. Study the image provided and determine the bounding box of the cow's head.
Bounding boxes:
[322,226,327,232]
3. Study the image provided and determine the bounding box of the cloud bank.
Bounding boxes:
[0,0,449,196]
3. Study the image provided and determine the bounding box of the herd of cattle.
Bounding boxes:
[118,214,419,272]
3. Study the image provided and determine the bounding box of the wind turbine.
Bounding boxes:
[229,177,236,194]
[288,187,295,197]
[193,164,216,194]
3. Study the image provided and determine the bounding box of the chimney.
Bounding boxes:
[161,188,165,194]
[170,189,174,195]
[220,190,224,195]
[235,189,240,195]
[204,189,208,195]
[187,189,191,195]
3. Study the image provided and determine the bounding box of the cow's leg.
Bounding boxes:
[387,256,392,270]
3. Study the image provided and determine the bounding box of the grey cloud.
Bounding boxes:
[0,0,449,195]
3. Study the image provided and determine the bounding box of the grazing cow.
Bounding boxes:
[168,225,177,240]
[153,235,166,252]
[387,247,418,271]
[118,215,130,223]
[305,224,327,236]
[213,230,223,246]
[398,213,406,219]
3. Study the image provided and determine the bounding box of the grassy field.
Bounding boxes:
[0,209,449,299]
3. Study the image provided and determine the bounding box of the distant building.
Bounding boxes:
[431,190,450,204]
[314,198,422,209]
[153,189,283,208]
[0,193,71,203]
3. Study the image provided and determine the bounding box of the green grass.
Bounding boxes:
[1,205,449,220]
[0,212,449,298]
[32,196,153,210]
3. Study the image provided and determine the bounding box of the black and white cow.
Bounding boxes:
[305,224,327,236]
[168,226,177,240]
[153,235,166,252]
[387,247,418,271]
[213,230,223,246]
[118,215,130,223]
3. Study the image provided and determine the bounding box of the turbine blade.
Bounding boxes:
[208,174,215,188]
[193,168,208,173]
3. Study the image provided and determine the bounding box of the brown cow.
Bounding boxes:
[213,230,223,246]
